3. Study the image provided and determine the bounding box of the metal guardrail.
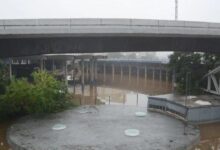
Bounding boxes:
[148,97,220,124]
[187,105,220,123]
[148,97,188,119]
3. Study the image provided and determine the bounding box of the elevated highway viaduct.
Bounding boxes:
[1,18,220,58]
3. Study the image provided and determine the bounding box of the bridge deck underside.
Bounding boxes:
[0,36,220,58]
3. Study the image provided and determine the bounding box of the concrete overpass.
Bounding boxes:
[1,18,220,58]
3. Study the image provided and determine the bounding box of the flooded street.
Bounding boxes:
[1,74,220,149]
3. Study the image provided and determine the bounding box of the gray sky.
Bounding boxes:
[0,0,219,22]
[0,0,218,61]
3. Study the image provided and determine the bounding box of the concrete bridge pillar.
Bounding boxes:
[207,76,211,91]
[90,59,94,83]
[81,59,85,104]
[137,65,139,86]
[120,65,123,82]
[129,65,131,83]
[72,59,76,94]
[159,69,162,82]
[94,60,98,81]
[166,69,169,87]
[103,63,106,83]
[159,68,162,87]
[152,68,155,85]
[64,60,68,86]
[144,66,147,83]
[81,59,85,89]
[112,64,115,82]
[86,62,89,82]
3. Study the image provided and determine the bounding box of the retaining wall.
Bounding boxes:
[148,97,220,124]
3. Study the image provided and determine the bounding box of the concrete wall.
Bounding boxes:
[1,18,220,37]
[148,97,220,124]
[187,106,220,123]
[148,97,188,118]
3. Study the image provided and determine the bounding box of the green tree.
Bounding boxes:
[0,60,10,95]
[169,52,208,94]
[0,70,71,120]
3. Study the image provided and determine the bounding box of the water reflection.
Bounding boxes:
[97,87,148,106]
[68,73,172,105]
[97,74,172,95]
[1,74,219,149]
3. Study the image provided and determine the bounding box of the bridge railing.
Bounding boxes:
[148,97,188,119]
[148,97,220,124]
[187,106,220,123]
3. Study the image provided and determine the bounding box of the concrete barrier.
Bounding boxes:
[187,106,220,123]
[148,97,220,124]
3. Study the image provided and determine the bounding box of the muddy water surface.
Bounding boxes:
[0,121,13,150]
[1,74,220,149]
[192,122,220,150]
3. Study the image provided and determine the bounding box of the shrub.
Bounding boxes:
[0,71,71,119]
[30,71,69,113]
[0,78,33,117]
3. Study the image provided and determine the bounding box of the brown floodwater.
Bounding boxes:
[0,121,13,150]
[1,74,220,149]
[192,122,220,150]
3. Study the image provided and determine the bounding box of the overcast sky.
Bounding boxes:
[0,0,219,61]
[0,0,219,22]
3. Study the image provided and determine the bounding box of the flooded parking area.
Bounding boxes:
[7,105,200,150]
[1,74,220,149]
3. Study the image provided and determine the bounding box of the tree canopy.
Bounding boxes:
[169,52,220,94]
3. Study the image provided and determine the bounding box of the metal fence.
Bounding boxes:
[148,97,220,124]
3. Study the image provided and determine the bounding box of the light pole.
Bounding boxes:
[175,0,178,20]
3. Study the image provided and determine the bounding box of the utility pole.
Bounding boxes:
[175,0,178,20]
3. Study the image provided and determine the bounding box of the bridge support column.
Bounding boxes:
[172,70,176,93]
[112,64,115,82]
[144,66,147,83]
[94,60,97,81]
[152,68,155,85]
[159,69,162,82]
[159,68,162,87]
[72,59,76,94]
[64,60,68,86]
[129,65,131,83]
[137,66,139,86]
[90,59,94,83]
[86,62,89,82]
[81,59,85,104]
[120,65,123,82]
[166,69,169,87]
[103,63,106,83]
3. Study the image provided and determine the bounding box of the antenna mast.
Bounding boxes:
[175,0,178,20]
